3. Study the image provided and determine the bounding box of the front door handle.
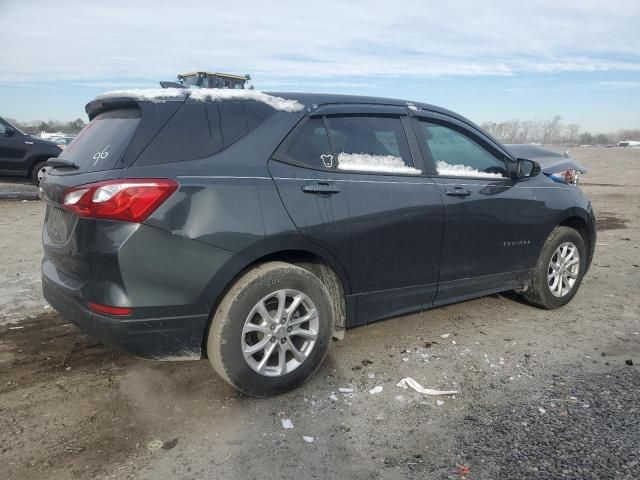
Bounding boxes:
[302,182,340,194]
[445,187,471,197]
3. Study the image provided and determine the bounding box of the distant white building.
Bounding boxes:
[618,140,640,147]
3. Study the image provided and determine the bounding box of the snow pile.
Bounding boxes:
[436,160,504,179]
[189,89,304,112]
[95,88,186,103]
[95,88,304,112]
[337,153,421,175]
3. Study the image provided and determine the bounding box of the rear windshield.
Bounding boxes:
[59,108,141,172]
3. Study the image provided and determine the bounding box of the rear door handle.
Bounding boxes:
[445,187,471,197]
[302,182,340,194]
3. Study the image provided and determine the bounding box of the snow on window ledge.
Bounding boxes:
[95,88,305,112]
[337,153,421,175]
[436,161,505,179]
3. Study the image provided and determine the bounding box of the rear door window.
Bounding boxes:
[325,116,420,175]
[275,117,334,169]
[59,108,141,172]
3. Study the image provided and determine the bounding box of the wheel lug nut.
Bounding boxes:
[280,338,286,344]
[270,325,275,331]
[287,326,292,332]
[280,318,286,324]
[270,337,276,343]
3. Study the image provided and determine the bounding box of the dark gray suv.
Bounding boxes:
[41,89,596,395]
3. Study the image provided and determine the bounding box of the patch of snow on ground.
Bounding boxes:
[95,88,304,112]
[337,153,421,175]
[282,418,294,429]
[436,160,505,179]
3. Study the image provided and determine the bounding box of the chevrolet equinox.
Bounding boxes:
[41,89,596,395]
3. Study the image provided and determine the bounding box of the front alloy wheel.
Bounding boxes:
[521,226,587,309]
[547,242,580,297]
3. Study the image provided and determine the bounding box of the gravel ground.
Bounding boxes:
[0,147,639,479]
[457,368,640,479]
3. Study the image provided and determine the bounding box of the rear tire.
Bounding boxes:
[31,161,49,186]
[207,261,334,396]
[521,226,586,309]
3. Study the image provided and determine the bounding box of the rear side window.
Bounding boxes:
[276,117,334,169]
[60,108,141,172]
[136,100,276,165]
[326,116,420,175]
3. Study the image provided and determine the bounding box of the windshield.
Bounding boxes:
[0,117,27,135]
[58,108,141,172]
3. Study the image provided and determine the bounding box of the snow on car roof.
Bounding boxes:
[95,88,304,113]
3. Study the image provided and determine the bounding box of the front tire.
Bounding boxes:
[521,226,587,309]
[31,161,49,186]
[207,261,334,396]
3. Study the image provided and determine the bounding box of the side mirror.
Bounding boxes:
[515,158,541,178]
[4,126,14,137]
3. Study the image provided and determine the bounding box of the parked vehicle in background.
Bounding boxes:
[40,89,596,396]
[0,116,62,185]
[49,135,76,149]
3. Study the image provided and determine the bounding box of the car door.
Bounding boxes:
[272,105,443,325]
[324,108,444,324]
[411,112,537,305]
[0,119,29,174]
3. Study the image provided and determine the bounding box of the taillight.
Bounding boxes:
[88,302,133,316]
[62,179,178,222]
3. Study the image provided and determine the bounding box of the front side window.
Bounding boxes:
[0,122,6,135]
[279,117,334,169]
[326,116,420,175]
[417,121,507,178]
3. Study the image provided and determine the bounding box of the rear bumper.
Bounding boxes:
[42,267,208,360]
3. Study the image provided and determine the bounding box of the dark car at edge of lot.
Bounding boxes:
[40,89,596,396]
[0,116,62,185]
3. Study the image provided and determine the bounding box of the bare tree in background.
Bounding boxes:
[541,115,563,144]
[566,124,580,144]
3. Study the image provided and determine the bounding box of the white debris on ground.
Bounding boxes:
[440,333,451,339]
[95,88,305,112]
[368,373,376,379]
[436,160,504,179]
[147,439,163,451]
[337,153,422,175]
[436,400,445,406]
[338,387,353,394]
[369,386,383,395]
[538,407,546,414]
[281,419,294,429]
[328,393,339,402]
[396,377,458,396]
[302,436,314,443]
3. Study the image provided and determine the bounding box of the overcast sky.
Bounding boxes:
[1,0,639,131]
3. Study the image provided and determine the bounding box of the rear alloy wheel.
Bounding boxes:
[521,226,587,309]
[241,289,319,377]
[207,262,334,396]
